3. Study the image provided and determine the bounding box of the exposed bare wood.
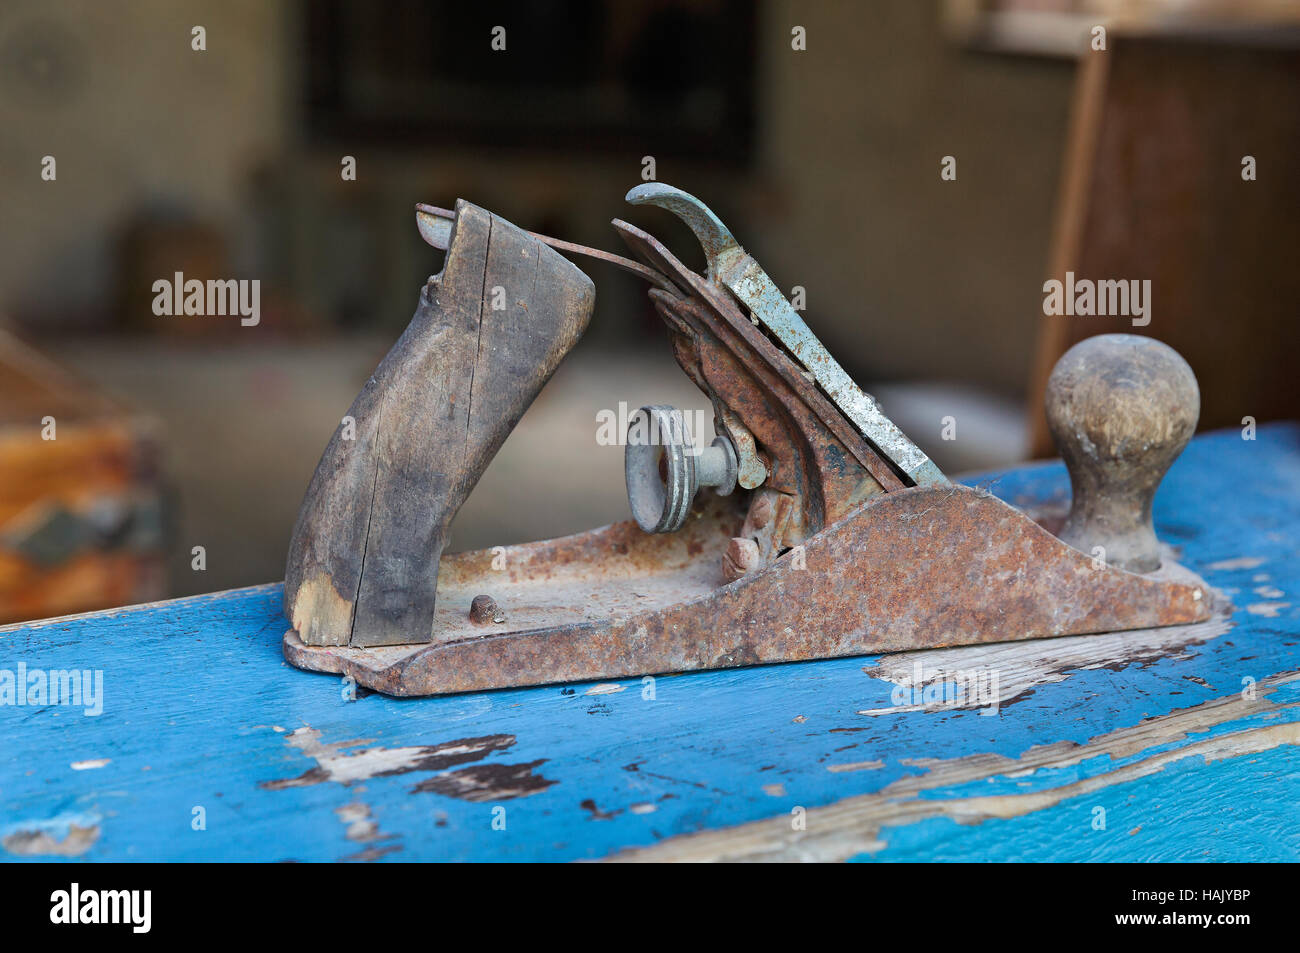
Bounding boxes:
[284,200,595,647]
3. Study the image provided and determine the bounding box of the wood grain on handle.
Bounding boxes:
[1046,334,1199,573]
[284,200,595,647]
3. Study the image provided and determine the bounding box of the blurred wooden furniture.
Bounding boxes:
[0,330,166,622]
[1027,23,1300,455]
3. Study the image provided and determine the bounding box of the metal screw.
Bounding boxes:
[469,594,505,625]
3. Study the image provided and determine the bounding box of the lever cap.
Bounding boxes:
[1045,334,1199,573]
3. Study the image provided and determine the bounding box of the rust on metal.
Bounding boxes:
[284,484,1212,697]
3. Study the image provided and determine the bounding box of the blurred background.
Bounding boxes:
[1,0,1296,621]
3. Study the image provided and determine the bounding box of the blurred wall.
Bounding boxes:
[2,0,1073,390]
[759,0,1073,392]
[1,0,1077,596]
[0,0,288,326]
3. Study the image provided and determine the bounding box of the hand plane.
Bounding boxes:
[283,184,1212,696]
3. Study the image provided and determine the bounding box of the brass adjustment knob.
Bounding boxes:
[1045,334,1199,573]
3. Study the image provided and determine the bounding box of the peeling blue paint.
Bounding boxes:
[1,425,1298,861]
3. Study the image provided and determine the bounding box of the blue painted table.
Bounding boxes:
[3,425,1298,862]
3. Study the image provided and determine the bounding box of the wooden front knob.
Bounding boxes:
[1045,334,1199,573]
